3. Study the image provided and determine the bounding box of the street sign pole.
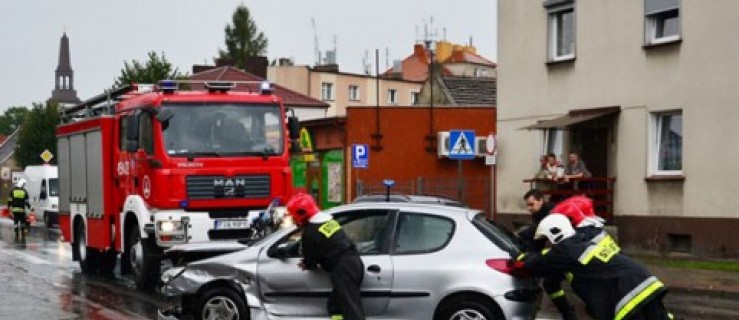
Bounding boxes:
[457,159,463,202]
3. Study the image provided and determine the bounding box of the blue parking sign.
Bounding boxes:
[352,144,369,168]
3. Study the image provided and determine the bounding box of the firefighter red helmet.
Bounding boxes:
[286,193,320,226]
[551,196,595,227]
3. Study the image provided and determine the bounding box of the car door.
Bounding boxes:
[257,209,395,317]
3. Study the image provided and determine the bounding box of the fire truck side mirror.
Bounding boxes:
[288,116,300,140]
[156,109,174,123]
[126,115,140,152]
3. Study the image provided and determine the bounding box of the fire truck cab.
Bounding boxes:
[56,81,298,290]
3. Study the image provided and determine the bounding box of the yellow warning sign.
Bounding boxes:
[40,149,54,163]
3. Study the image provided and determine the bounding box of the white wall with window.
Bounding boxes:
[387,89,397,104]
[649,110,683,175]
[645,0,681,45]
[348,85,360,101]
[546,0,575,61]
[321,82,334,101]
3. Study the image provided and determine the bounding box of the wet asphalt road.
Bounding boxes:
[0,217,565,320]
[0,218,166,319]
[4,217,732,320]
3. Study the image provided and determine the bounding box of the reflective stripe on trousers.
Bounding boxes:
[614,276,665,320]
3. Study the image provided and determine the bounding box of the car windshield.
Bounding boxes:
[472,213,525,256]
[48,178,59,197]
[161,103,284,157]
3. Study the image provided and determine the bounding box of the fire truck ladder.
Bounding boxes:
[61,85,134,123]
[61,80,274,123]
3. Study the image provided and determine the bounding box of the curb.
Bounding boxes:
[668,285,739,300]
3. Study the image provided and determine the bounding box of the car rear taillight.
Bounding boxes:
[486,259,530,277]
[486,259,513,274]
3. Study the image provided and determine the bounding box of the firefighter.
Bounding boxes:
[286,193,366,320]
[519,189,579,320]
[516,214,673,320]
[8,179,31,238]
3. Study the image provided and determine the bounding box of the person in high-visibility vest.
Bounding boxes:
[287,193,366,320]
[8,178,31,238]
[514,214,674,320]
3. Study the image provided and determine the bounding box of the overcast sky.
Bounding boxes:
[0,0,497,111]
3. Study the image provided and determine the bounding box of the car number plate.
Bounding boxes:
[214,220,251,230]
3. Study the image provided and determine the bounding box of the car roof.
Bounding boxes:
[327,201,482,221]
[352,194,465,207]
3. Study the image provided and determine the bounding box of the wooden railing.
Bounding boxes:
[522,177,616,221]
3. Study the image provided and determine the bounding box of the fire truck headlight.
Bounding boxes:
[158,221,184,233]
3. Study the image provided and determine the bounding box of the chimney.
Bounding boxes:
[244,56,269,78]
[192,65,217,74]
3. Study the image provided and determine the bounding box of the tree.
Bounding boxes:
[15,102,61,167]
[0,106,29,136]
[112,51,185,88]
[217,4,268,69]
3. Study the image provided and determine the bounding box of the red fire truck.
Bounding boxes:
[56,80,299,290]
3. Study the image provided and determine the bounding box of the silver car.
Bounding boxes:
[158,202,540,320]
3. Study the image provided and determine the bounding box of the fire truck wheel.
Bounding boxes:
[75,221,99,275]
[129,227,160,290]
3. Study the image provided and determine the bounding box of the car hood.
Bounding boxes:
[161,246,263,297]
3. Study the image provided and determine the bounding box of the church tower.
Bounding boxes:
[49,32,81,107]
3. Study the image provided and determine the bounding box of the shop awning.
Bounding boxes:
[521,106,620,130]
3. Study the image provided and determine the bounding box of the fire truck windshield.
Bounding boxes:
[161,103,284,157]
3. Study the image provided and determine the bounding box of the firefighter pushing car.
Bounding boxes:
[286,193,366,320]
[515,214,675,320]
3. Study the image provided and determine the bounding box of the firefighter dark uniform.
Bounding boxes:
[518,202,579,320]
[288,193,365,320]
[302,216,365,320]
[521,228,672,320]
[8,184,31,237]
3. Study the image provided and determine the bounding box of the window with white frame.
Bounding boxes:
[321,82,334,101]
[387,89,397,104]
[651,111,683,175]
[411,91,420,105]
[645,0,680,45]
[547,1,575,61]
[348,85,360,101]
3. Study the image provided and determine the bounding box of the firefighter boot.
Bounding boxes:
[551,296,579,320]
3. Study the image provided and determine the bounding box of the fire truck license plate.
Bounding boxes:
[214,220,251,230]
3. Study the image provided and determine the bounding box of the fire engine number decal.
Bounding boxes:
[117,161,131,176]
[142,175,151,198]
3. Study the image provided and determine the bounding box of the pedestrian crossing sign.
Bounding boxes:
[448,130,476,160]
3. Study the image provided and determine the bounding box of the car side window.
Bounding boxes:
[335,210,392,255]
[269,210,393,258]
[393,213,454,254]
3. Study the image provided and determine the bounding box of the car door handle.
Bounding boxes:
[367,264,381,273]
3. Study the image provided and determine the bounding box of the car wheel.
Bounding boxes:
[128,226,160,290]
[195,287,248,320]
[436,296,500,320]
[75,221,99,274]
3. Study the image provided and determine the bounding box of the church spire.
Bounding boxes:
[56,32,73,73]
[49,31,81,106]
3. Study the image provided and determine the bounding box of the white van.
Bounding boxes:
[23,165,59,226]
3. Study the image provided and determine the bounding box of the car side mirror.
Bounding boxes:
[39,191,47,200]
